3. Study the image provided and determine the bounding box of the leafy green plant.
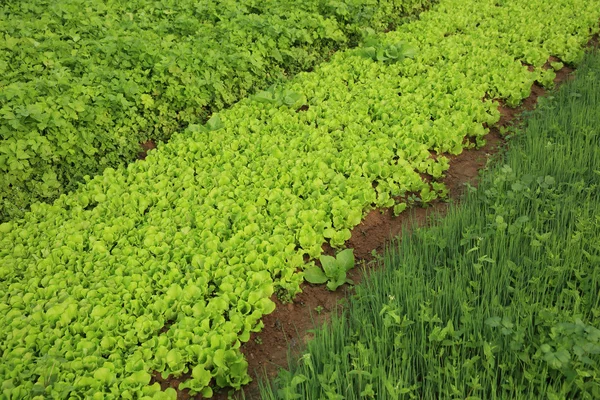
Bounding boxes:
[304,249,355,291]
[551,61,565,71]
[359,37,418,63]
[253,86,305,107]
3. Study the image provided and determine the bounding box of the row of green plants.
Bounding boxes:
[0,0,433,222]
[260,49,600,399]
[1,0,600,397]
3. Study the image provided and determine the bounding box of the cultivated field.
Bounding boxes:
[1,0,599,398]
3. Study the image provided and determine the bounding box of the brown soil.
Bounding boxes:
[150,43,597,399]
[138,140,157,160]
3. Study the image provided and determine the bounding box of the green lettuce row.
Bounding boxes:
[260,48,600,400]
[0,0,433,222]
[1,0,600,398]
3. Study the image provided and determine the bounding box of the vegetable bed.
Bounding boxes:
[1,0,599,398]
[0,0,432,222]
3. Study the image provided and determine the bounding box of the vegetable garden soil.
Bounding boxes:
[151,46,591,399]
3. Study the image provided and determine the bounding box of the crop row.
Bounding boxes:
[0,0,433,222]
[261,48,600,399]
[1,0,600,398]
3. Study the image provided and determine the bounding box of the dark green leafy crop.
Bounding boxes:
[304,249,355,291]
